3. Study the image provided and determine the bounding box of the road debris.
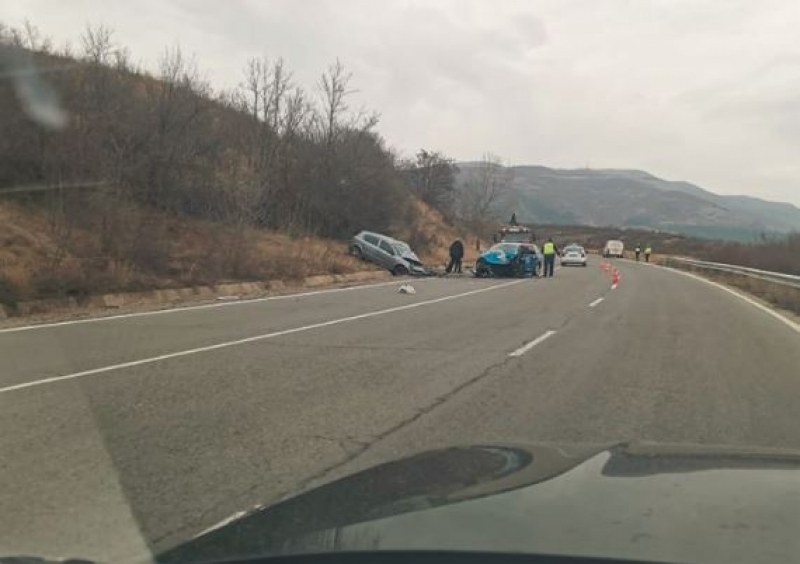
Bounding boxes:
[398,284,416,295]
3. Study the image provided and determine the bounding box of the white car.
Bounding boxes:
[560,244,587,267]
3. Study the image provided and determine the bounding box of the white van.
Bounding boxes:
[603,240,624,258]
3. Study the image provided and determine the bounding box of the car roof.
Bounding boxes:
[358,231,405,245]
[494,242,538,249]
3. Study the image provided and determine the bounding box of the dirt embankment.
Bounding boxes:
[0,201,371,313]
[0,198,474,320]
[393,199,483,267]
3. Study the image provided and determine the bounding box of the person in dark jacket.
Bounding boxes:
[446,239,464,274]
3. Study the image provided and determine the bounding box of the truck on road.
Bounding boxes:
[603,239,625,258]
[495,225,535,244]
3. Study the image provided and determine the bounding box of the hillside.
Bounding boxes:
[0,197,464,310]
[0,28,467,311]
[457,164,800,241]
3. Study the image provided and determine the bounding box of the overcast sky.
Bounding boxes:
[4,0,800,205]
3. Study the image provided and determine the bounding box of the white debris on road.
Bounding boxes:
[398,284,416,295]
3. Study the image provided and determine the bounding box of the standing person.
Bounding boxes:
[635,245,642,262]
[542,237,559,278]
[446,239,464,274]
[644,245,652,263]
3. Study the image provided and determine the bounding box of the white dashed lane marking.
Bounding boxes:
[508,330,557,358]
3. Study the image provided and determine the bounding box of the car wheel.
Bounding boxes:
[392,265,409,276]
[350,245,364,260]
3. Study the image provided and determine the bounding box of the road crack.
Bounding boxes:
[151,291,605,549]
[274,349,524,501]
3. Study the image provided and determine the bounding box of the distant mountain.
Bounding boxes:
[456,164,800,241]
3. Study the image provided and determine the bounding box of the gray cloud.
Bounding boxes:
[3,0,800,205]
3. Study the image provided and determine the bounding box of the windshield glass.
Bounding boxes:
[491,243,519,254]
[3,2,800,564]
[393,243,412,255]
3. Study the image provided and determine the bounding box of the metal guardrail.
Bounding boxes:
[667,257,800,289]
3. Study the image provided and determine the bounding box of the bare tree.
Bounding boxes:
[403,149,458,216]
[81,24,114,65]
[317,59,352,148]
[458,154,515,240]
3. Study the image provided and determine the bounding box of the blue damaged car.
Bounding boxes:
[475,242,542,278]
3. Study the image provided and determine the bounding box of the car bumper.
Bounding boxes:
[561,258,587,266]
[409,265,433,276]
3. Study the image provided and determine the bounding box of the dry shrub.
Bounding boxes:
[668,260,800,315]
[31,260,89,299]
[0,275,21,309]
[1,194,446,309]
[393,197,480,266]
[715,272,799,314]
[698,233,800,275]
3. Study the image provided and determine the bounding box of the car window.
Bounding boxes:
[379,240,395,254]
[491,243,518,253]
[393,243,411,255]
[363,234,379,245]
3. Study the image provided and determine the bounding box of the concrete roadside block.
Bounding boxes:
[239,282,266,295]
[214,282,245,296]
[0,269,393,321]
[85,295,109,309]
[341,270,390,283]
[304,274,336,288]
[102,293,126,308]
[176,287,199,301]
[16,297,78,316]
[192,286,216,299]
[267,280,286,292]
[154,289,181,303]
[129,291,158,306]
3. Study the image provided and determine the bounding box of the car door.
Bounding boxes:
[377,238,397,269]
[361,233,381,262]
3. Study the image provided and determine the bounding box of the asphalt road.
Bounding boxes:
[1,258,799,561]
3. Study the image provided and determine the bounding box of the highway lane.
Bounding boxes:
[1,257,798,561]
[0,278,478,389]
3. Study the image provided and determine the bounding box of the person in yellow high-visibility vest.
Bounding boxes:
[644,245,652,263]
[542,237,559,277]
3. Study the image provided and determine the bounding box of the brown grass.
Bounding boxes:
[392,198,482,268]
[0,201,375,309]
[664,258,800,315]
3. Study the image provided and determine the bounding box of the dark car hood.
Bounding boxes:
[158,442,800,564]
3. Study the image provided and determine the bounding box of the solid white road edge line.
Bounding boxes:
[508,330,557,357]
[662,266,800,334]
[0,278,438,335]
[0,279,526,395]
[588,297,605,308]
